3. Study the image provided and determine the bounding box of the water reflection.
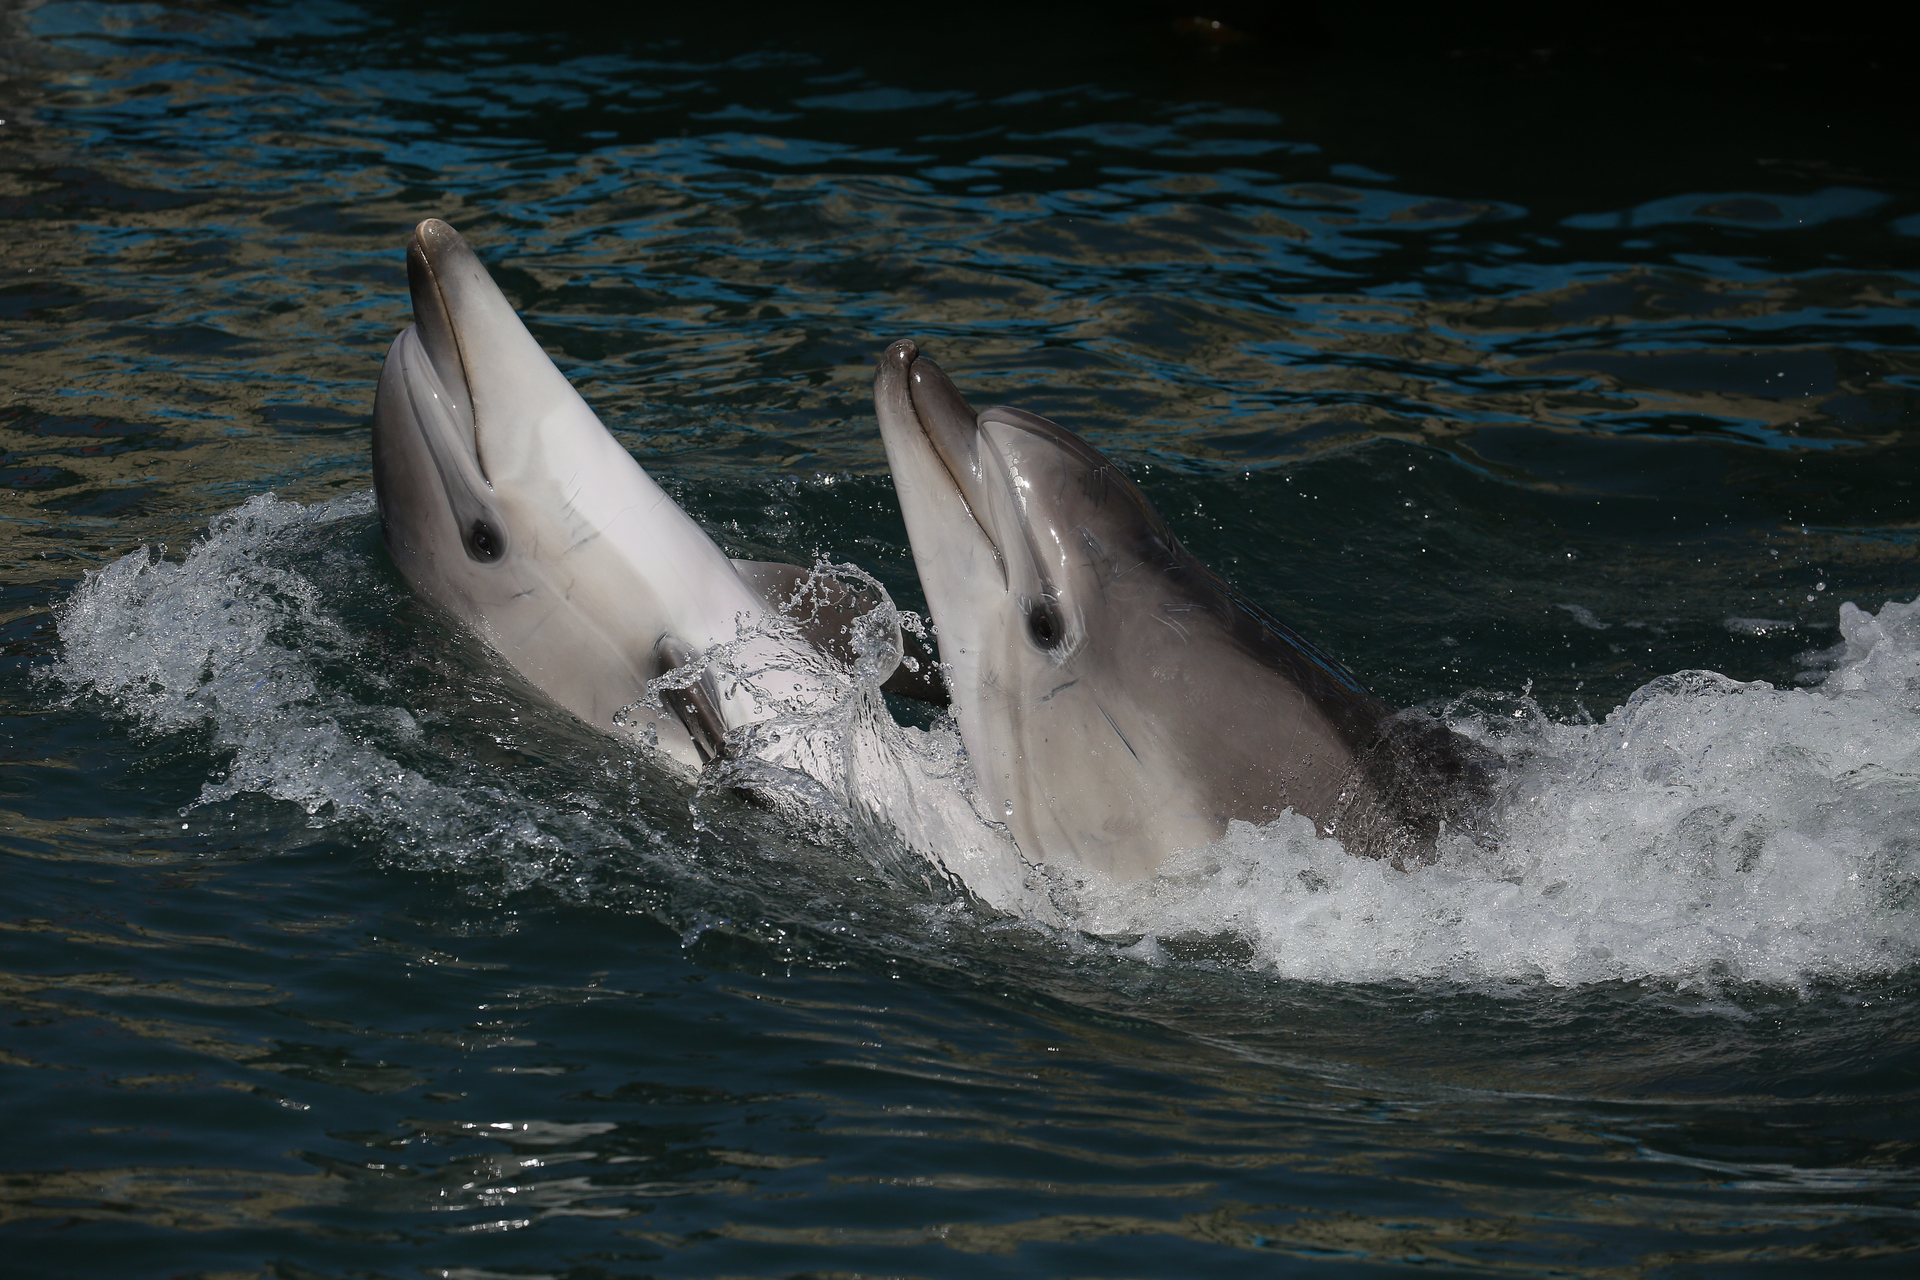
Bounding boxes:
[0,3,1910,577]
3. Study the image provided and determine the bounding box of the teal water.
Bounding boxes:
[4,2,1920,1275]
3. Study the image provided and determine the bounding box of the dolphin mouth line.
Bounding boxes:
[895,342,1008,585]
[406,219,484,481]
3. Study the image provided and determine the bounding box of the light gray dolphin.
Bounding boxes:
[371,219,938,770]
[873,339,1492,884]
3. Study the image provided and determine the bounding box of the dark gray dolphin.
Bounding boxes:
[873,339,1492,884]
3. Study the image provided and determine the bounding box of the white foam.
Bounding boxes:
[1075,606,1920,987]
[48,494,1920,986]
[44,493,629,886]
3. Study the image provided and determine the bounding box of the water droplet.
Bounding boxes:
[1003,800,1014,817]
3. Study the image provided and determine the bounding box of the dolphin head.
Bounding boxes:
[872,340,1176,685]
[372,218,637,586]
[372,219,781,764]
[875,340,1435,883]
[372,222,509,572]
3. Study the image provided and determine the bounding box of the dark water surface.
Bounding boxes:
[4,2,1920,1275]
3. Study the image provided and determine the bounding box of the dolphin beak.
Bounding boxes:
[873,339,1006,583]
[372,221,509,566]
[404,219,478,459]
[399,218,581,486]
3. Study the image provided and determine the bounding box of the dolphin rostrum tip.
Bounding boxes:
[874,338,917,403]
[412,216,458,250]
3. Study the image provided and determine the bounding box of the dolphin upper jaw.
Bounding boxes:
[874,341,1060,845]
[879,343,1003,583]
[405,218,593,489]
[875,348,1088,671]
[874,343,1001,646]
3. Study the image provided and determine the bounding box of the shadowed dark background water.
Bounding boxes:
[3,1,1919,1275]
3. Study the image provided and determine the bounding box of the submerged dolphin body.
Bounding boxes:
[873,339,1492,885]
[372,218,928,769]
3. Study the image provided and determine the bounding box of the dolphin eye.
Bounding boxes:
[1026,597,1062,650]
[466,518,505,563]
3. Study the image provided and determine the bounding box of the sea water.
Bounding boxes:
[4,1,1918,1276]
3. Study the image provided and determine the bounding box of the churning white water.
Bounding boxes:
[47,494,1920,987]
[42,493,641,887]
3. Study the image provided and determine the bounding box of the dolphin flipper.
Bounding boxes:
[653,635,731,763]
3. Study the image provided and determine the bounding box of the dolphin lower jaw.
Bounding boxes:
[379,327,504,565]
[373,329,482,579]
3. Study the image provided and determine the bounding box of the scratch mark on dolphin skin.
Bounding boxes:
[1153,613,1191,642]
[603,497,651,529]
[518,601,567,645]
[1077,528,1109,577]
[1039,679,1079,703]
[1096,701,1141,763]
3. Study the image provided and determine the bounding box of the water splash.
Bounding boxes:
[44,493,1045,915]
[630,558,1046,917]
[44,494,1920,984]
[42,493,638,888]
